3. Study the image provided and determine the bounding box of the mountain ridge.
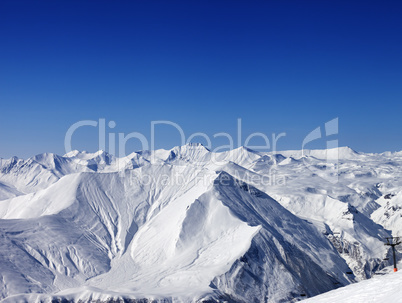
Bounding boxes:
[0,145,401,301]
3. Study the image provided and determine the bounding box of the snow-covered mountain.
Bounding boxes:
[0,144,401,302]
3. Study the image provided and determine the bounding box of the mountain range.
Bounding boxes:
[0,144,401,302]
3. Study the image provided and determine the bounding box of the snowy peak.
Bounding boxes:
[214,171,267,199]
[277,146,359,160]
[64,150,114,166]
[182,142,210,150]
[0,146,401,301]
[210,172,354,301]
[165,143,211,164]
[0,165,354,302]
[0,173,82,219]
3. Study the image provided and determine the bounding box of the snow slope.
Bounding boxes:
[304,269,402,303]
[0,144,401,302]
[372,190,402,235]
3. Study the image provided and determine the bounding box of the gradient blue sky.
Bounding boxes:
[1,1,401,158]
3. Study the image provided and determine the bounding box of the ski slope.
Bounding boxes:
[304,270,402,303]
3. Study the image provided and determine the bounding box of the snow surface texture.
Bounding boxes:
[304,263,402,303]
[0,144,401,302]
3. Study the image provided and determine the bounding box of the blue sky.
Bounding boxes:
[1,1,401,158]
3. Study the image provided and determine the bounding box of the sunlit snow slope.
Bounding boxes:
[304,269,402,303]
[0,144,401,302]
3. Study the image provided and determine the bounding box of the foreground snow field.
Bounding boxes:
[0,144,401,302]
[304,269,402,303]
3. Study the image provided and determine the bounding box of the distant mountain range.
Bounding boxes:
[0,144,401,302]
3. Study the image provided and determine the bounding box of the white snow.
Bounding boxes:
[304,270,402,302]
[0,144,401,302]
[0,173,82,219]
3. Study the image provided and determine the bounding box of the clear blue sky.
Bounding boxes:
[1,1,401,158]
